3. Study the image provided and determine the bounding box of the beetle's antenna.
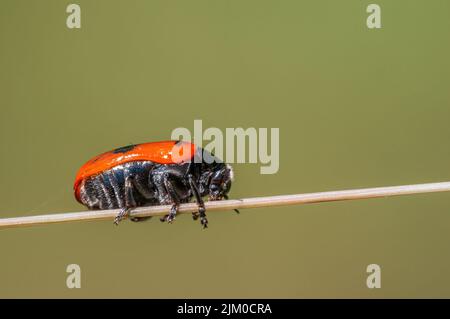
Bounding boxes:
[1,181,450,229]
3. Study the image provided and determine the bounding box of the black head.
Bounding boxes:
[198,161,234,201]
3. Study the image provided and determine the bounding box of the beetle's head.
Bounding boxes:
[209,163,234,200]
[199,163,234,201]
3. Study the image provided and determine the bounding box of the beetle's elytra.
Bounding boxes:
[74,140,235,228]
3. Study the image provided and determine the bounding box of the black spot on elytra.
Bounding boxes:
[113,144,136,154]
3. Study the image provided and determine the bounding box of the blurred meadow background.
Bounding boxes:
[1,0,450,297]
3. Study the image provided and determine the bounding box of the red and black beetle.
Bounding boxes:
[74,140,235,228]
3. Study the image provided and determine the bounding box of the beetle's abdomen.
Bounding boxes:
[77,161,157,210]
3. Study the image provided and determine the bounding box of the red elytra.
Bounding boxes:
[73,140,196,201]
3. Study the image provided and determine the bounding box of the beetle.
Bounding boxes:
[73,140,235,228]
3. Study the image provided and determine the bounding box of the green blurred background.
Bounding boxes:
[1,0,450,298]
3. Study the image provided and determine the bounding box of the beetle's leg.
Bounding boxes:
[129,174,153,222]
[114,175,136,225]
[153,172,180,224]
[185,163,201,221]
[162,176,180,224]
[114,208,129,225]
[188,174,208,229]
[152,172,169,223]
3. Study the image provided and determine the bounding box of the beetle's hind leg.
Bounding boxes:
[114,175,137,225]
[128,174,155,222]
[114,207,130,225]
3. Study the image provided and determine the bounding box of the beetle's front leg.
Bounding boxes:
[188,174,208,229]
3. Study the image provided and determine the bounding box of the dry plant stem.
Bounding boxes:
[1,181,450,230]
